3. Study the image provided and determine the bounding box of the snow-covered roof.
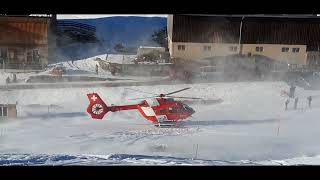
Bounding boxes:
[57,14,167,20]
[0,97,17,105]
[138,46,165,49]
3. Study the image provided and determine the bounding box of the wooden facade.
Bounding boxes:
[170,15,320,65]
[172,15,320,48]
[241,17,320,51]
[0,16,50,70]
[172,15,241,43]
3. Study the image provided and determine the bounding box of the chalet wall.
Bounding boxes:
[0,16,49,69]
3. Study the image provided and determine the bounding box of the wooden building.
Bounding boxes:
[0,15,51,70]
[168,15,320,66]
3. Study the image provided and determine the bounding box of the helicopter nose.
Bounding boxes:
[189,107,195,115]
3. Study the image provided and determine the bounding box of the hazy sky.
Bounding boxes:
[57,14,167,19]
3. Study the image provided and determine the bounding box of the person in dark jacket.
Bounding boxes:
[12,74,17,83]
[294,97,299,110]
[95,64,99,75]
[289,85,296,98]
[307,96,312,108]
[285,99,290,110]
[5,76,10,84]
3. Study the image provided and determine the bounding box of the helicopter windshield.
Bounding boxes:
[182,104,195,114]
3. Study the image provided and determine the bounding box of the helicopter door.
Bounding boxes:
[156,115,168,122]
[140,107,156,116]
[145,99,160,107]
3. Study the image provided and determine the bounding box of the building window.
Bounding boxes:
[27,51,33,63]
[256,47,263,52]
[282,47,289,52]
[178,45,185,51]
[0,47,7,59]
[8,48,24,62]
[292,48,300,53]
[33,49,40,63]
[229,46,238,52]
[16,49,24,61]
[203,45,211,51]
[8,48,15,60]
[0,106,8,117]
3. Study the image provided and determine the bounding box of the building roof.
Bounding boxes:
[139,46,165,49]
[172,15,320,51]
[0,15,52,19]
[181,14,319,18]
[0,94,17,104]
[241,20,320,50]
[172,15,241,43]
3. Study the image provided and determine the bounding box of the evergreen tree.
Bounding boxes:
[114,43,125,52]
[151,27,168,50]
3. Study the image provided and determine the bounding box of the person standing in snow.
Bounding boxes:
[289,84,296,98]
[12,74,17,83]
[285,99,290,110]
[5,76,10,84]
[95,64,99,75]
[294,97,299,110]
[307,96,312,108]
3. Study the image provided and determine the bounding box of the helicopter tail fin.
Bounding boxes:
[87,93,109,120]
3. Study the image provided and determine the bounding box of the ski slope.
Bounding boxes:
[1,81,320,165]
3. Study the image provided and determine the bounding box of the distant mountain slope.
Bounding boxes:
[55,16,167,61]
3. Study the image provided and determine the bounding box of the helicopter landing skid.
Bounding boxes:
[154,121,180,128]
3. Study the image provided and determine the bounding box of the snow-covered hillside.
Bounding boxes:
[56,16,167,60]
[1,80,320,165]
[0,54,165,86]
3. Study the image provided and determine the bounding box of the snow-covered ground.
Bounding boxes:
[1,80,320,165]
[48,54,135,77]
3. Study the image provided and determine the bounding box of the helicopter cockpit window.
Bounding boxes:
[183,104,194,113]
[167,98,174,102]
[169,107,178,113]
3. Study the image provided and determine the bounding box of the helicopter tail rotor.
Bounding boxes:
[87,93,110,120]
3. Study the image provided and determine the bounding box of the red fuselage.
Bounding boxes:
[107,98,195,123]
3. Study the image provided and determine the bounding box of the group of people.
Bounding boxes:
[285,84,313,110]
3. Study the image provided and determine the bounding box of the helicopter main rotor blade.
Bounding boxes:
[128,96,159,100]
[165,87,191,96]
[124,88,158,95]
[166,95,202,100]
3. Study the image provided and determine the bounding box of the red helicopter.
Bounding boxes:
[86,87,201,127]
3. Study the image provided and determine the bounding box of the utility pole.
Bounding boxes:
[195,144,199,159]
[2,57,5,72]
[238,16,245,55]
